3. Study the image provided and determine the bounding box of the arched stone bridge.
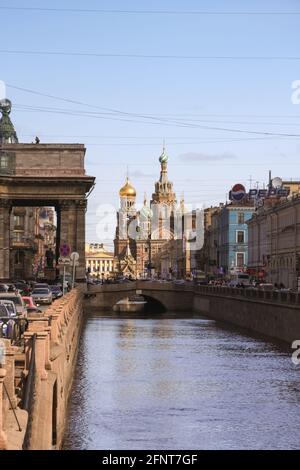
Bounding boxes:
[85,281,195,312]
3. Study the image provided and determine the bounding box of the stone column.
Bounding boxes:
[35,332,48,380]
[49,313,60,343]
[58,200,73,282]
[59,199,87,282]
[0,200,11,281]
[2,339,17,409]
[74,200,87,281]
[0,369,8,450]
[24,331,35,372]
[44,327,52,371]
[59,200,72,250]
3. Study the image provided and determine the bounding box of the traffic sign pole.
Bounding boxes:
[63,265,66,296]
[72,259,76,289]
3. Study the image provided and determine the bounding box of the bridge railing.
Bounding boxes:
[195,285,300,306]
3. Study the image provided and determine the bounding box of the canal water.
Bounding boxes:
[63,311,300,450]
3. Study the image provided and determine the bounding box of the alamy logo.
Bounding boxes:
[291,340,300,365]
[0,80,6,101]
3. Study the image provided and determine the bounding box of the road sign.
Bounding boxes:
[60,243,71,258]
[58,257,71,266]
[70,252,79,262]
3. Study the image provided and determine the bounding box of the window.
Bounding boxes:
[13,232,23,242]
[0,155,9,168]
[13,215,25,228]
[236,252,245,267]
[236,230,245,243]
[237,212,244,224]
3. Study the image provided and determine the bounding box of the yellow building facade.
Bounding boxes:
[85,243,115,279]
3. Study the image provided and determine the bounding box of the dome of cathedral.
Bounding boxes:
[159,147,168,164]
[119,177,136,197]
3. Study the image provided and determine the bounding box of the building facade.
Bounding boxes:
[199,205,223,277]
[9,206,56,280]
[248,195,300,289]
[199,199,255,277]
[218,203,255,274]
[85,243,115,279]
[152,209,200,279]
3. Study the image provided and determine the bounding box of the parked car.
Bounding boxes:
[0,284,9,293]
[0,299,17,317]
[6,283,17,293]
[0,304,9,317]
[257,283,274,291]
[12,280,28,292]
[33,283,50,290]
[0,293,27,316]
[0,304,14,338]
[197,280,208,286]
[31,288,53,305]
[228,273,251,288]
[22,296,42,314]
[49,285,63,300]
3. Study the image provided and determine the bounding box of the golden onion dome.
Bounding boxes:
[119,177,136,197]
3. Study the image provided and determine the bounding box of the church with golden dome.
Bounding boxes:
[114,147,184,278]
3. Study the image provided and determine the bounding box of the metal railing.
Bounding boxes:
[195,285,300,306]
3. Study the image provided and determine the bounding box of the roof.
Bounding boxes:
[119,177,136,197]
[86,251,114,259]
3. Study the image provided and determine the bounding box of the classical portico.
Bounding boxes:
[0,142,95,281]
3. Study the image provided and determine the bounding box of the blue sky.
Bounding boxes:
[1,0,300,245]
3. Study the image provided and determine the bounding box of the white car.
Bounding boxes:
[0,293,27,316]
[31,288,53,305]
[0,299,17,317]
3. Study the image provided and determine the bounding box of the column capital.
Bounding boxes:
[58,199,74,208]
[74,199,87,209]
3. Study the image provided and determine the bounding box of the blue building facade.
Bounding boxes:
[218,204,255,274]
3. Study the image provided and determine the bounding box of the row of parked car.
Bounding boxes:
[0,281,63,338]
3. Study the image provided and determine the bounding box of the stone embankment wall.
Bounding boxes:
[87,282,300,344]
[193,286,300,344]
[0,288,84,450]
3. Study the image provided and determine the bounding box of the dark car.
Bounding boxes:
[50,285,63,300]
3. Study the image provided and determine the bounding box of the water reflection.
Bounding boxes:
[63,312,300,450]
